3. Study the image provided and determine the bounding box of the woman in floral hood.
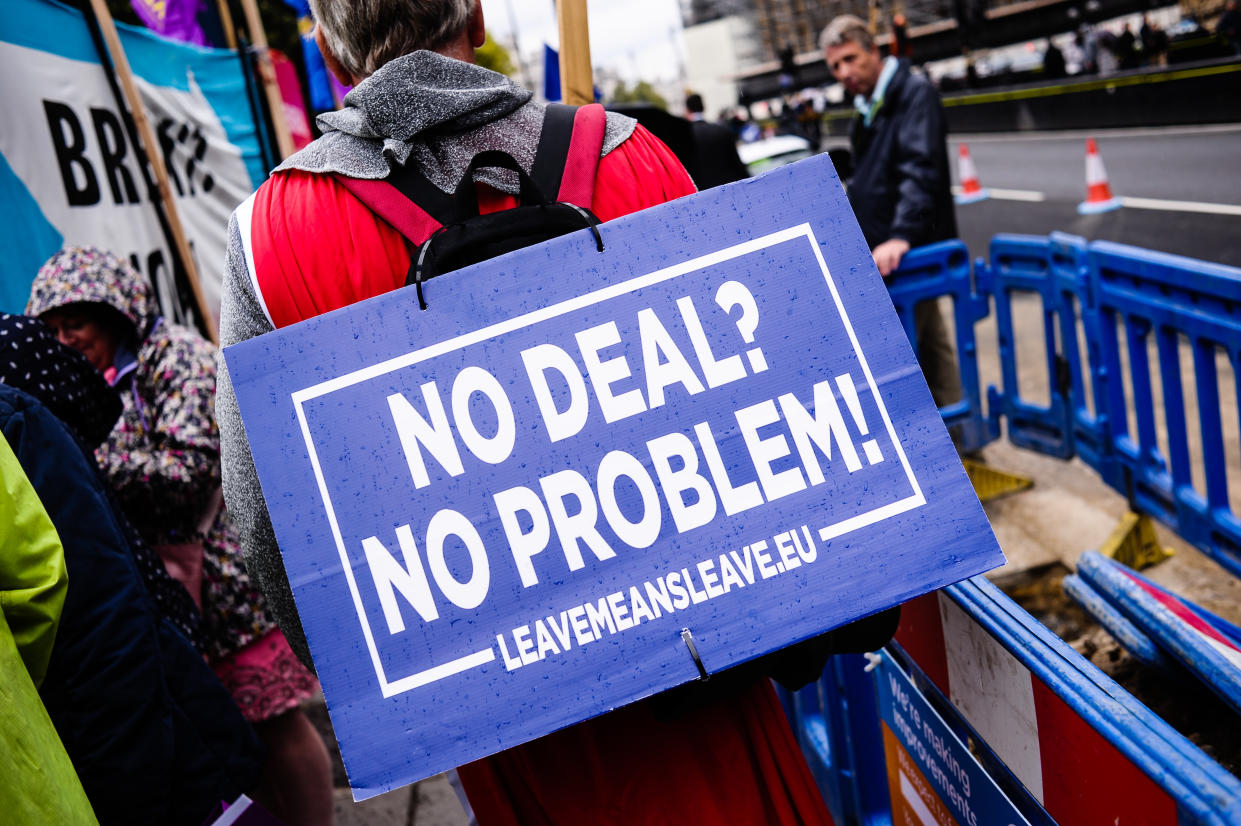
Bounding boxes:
[28,246,333,825]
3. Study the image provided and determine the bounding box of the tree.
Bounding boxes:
[476,32,517,78]
[610,80,668,110]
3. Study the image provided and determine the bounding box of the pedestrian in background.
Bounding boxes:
[822,15,964,413]
[1077,25,1098,74]
[1115,23,1141,70]
[1095,27,1119,74]
[0,318,264,825]
[27,247,333,826]
[0,430,97,825]
[1043,38,1068,78]
[1218,0,1241,55]
[0,313,206,651]
[1140,16,1170,67]
[684,91,751,189]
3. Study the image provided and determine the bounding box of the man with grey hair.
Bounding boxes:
[822,14,963,412]
[216,1,855,823]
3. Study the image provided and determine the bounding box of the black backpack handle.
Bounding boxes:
[451,151,549,220]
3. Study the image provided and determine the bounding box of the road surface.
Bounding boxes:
[947,124,1241,267]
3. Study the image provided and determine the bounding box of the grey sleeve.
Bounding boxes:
[216,214,314,668]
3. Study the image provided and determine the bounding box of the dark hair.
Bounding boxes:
[63,301,138,345]
[685,93,705,114]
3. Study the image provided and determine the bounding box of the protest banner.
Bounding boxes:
[225,154,1006,799]
[0,0,263,322]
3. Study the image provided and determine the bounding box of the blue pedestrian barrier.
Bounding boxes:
[980,233,1081,458]
[887,240,993,451]
[909,233,1241,573]
[779,577,1241,825]
[780,654,890,826]
[788,234,1241,825]
[1089,242,1241,576]
[1078,551,1241,716]
[1049,232,1127,490]
[1063,572,1174,671]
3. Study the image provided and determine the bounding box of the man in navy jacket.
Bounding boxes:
[823,15,962,410]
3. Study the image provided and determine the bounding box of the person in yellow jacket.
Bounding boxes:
[0,435,98,825]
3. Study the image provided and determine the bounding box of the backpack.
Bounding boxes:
[336,103,608,309]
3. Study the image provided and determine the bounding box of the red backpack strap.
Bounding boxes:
[559,103,606,205]
[335,175,446,246]
[338,101,607,244]
[529,103,606,208]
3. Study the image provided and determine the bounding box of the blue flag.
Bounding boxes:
[543,43,560,102]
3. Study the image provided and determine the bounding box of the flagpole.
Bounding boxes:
[556,0,593,105]
[215,0,239,50]
[238,0,296,160]
[83,0,217,344]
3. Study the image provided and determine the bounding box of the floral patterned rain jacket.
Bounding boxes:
[28,247,274,661]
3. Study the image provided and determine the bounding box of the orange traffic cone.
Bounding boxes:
[1078,137,1122,214]
[954,143,989,204]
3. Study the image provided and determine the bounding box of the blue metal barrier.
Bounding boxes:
[1089,242,1241,577]
[1078,551,1241,716]
[780,236,1241,824]
[1063,572,1174,671]
[782,654,889,826]
[980,233,1081,458]
[887,240,992,451]
[779,578,1241,825]
[1050,232,1127,490]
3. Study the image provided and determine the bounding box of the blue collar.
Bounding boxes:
[105,317,161,388]
[853,56,899,127]
[107,341,139,387]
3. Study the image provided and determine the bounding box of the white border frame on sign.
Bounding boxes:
[290,224,926,698]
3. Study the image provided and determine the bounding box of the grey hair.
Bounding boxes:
[309,0,475,80]
[820,15,875,52]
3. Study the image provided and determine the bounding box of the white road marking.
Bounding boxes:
[950,187,1241,215]
[952,186,1046,202]
[1119,196,1241,216]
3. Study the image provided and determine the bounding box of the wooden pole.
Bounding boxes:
[238,0,296,160]
[556,0,594,105]
[85,0,217,344]
[215,0,238,50]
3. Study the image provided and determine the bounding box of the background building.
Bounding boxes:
[684,14,760,116]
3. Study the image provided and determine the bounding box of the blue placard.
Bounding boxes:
[876,650,1031,826]
[225,155,1004,798]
